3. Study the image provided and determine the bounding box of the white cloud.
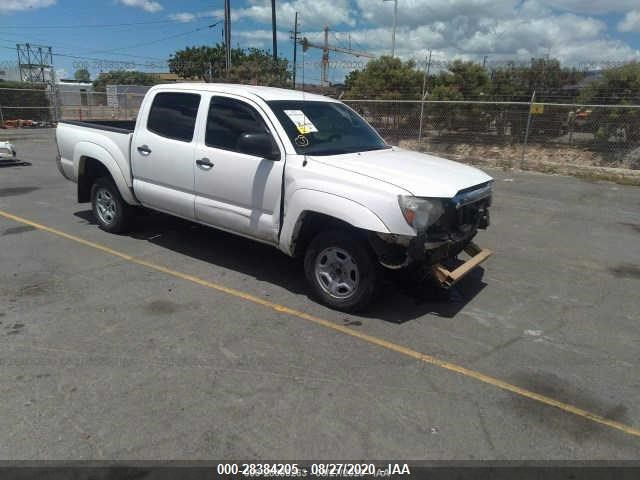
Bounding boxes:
[538,1,639,14]
[235,30,290,48]
[207,0,354,29]
[159,0,640,75]
[355,0,517,28]
[0,0,56,14]
[618,10,640,32]
[328,5,639,68]
[117,0,163,13]
[169,12,197,23]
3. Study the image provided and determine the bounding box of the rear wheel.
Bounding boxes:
[304,230,378,312]
[91,177,132,234]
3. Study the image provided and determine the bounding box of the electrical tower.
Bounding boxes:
[300,26,375,87]
[16,44,54,83]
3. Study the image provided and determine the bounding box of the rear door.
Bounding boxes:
[194,95,284,243]
[131,91,202,219]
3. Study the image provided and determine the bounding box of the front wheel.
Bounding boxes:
[91,177,132,234]
[304,230,379,312]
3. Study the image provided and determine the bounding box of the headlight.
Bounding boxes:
[398,196,445,230]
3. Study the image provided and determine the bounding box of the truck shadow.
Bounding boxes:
[74,209,487,323]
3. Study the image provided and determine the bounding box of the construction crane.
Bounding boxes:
[300,26,375,87]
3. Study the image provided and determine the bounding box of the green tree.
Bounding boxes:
[579,62,640,105]
[343,57,423,142]
[427,61,491,132]
[579,62,640,142]
[228,48,290,87]
[344,56,423,99]
[168,44,289,86]
[92,70,158,91]
[169,45,233,82]
[489,58,585,101]
[431,60,490,100]
[74,68,91,82]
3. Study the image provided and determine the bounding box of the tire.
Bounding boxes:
[91,177,132,234]
[304,230,378,312]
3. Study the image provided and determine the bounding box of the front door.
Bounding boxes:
[194,95,284,243]
[131,91,201,219]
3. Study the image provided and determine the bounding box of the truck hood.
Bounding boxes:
[310,147,492,198]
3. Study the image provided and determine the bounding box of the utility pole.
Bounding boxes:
[290,12,299,88]
[224,0,231,74]
[383,0,398,57]
[322,26,329,87]
[271,0,277,60]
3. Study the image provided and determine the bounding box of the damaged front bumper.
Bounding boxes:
[370,187,493,286]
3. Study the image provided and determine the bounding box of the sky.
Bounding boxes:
[0,0,639,84]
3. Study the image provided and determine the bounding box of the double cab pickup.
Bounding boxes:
[56,83,493,311]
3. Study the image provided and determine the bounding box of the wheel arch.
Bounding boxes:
[279,189,390,257]
[74,142,138,205]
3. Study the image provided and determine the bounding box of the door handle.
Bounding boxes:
[137,145,152,155]
[196,157,214,168]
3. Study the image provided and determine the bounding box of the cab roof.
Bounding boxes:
[150,83,339,103]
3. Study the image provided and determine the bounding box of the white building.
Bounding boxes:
[57,80,94,106]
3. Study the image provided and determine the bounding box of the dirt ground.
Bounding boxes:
[400,139,640,185]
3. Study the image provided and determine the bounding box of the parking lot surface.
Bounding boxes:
[1,129,639,460]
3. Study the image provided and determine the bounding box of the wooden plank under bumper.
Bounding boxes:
[431,242,493,289]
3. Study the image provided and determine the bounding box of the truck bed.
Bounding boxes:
[59,119,136,134]
[56,119,135,186]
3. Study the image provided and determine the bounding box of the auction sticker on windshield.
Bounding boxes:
[283,110,319,134]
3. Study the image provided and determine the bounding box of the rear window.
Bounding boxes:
[147,92,200,142]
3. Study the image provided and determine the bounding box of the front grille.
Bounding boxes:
[427,189,491,239]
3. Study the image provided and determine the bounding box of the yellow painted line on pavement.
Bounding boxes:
[2,208,639,439]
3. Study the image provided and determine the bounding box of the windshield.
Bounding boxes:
[267,100,389,156]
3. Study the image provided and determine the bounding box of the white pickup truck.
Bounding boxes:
[56,83,493,311]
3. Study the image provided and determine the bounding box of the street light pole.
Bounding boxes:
[383,0,398,57]
[271,0,277,60]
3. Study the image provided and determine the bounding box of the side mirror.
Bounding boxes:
[237,132,280,160]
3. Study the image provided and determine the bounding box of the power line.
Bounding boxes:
[0,45,166,69]
[0,37,168,62]
[86,23,221,55]
[0,20,196,29]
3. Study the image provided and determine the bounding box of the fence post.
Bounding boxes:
[418,97,427,146]
[520,89,536,170]
[0,104,4,128]
[417,51,432,146]
[50,83,60,124]
[568,104,576,146]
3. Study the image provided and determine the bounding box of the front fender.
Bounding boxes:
[279,188,390,255]
[74,142,138,205]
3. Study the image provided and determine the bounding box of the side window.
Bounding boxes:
[206,96,271,152]
[147,92,200,142]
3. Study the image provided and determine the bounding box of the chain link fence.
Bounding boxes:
[0,85,57,126]
[2,85,639,171]
[0,85,148,126]
[56,90,147,121]
[344,99,640,170]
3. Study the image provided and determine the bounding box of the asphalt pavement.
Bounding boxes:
[1,129,639,460]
